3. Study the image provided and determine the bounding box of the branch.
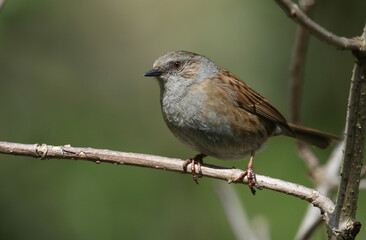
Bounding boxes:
[296,139,365,240]
[289,0,320,171]
[289,0,314,125]
[0,140,335,215]
[274,0,365,53]
[287,2,325,237]
[328,24,366,240]
[215,183,271,240]
[214,183,261,240]
[280,0,366,237]
[295,141,344,240]
[296,144,319,171]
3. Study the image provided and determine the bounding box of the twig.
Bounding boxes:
[295,141,344,240]
[288,2,324,236]
[297,143,319,173]
[289,0,314,125]
[328,24,366,239]
[0,140,335,215]
[251,217,271,240]
[214,183,261,240]
[296,216,322,240]
[283,0,366,237]
[288,0,320,171]
[274,0,365,53]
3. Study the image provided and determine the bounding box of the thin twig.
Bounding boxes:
[297,143,319,173]
[214,183,260,240]
[295,141,344,240]
[274,0,365,53]
[0,140,335,215]
[296,216,323,240]
[288,0,320,171]
[289,0,314,125]
[288,1,325,236]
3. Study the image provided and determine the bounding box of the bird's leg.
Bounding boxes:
[234,150,262,195]
[183,153,207,184]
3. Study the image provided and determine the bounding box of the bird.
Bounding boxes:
[144,50,340,194]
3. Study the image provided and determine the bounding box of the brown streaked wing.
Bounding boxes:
[218,69,294,136]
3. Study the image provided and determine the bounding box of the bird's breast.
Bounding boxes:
[160,80,275,160]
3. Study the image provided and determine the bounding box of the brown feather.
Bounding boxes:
[218,68,294,136]
[215,68,341,148]
[287,123,342,149]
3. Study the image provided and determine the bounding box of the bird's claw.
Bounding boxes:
[233,150,261,195]
[183,154,205,184]
[234,169,261,195]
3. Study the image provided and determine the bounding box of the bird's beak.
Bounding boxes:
[144,68,163,77]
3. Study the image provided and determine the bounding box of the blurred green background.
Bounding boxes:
[0,0,365,239]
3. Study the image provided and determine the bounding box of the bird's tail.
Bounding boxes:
[284,123,342,149]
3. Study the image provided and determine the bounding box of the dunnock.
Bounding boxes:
[144,50,340,194]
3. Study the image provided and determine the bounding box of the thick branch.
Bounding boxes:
[328,25,366,240]
[274,0,365,53]
[0,140,335,215]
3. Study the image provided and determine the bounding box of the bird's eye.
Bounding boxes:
[173,61,182,69]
